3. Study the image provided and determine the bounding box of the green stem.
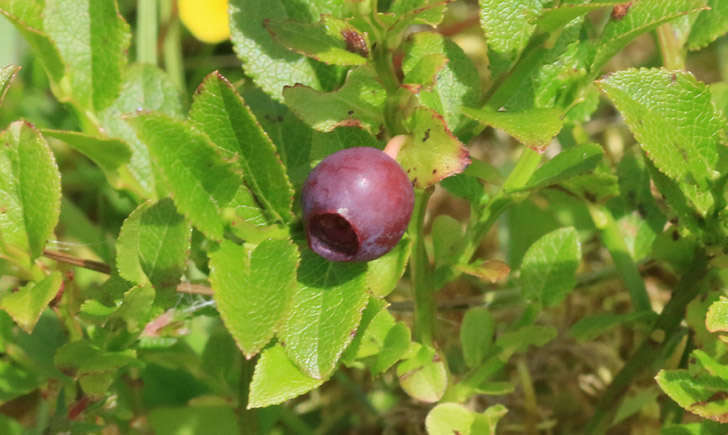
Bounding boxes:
[238,356,258,434]
[587,204,652,312]
[160,0,185,91]
[409,188,435,346]
[585,250,710,434]
[656,23,685,70]
[136,0,158,65]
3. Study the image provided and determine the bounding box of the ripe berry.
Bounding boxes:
[302,147,414,262]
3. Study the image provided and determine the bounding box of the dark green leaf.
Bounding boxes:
[521,143,604,190]
[520,227,581,307]
[460,307,495,369]
[687,0,728,51]
[148,406,240,435]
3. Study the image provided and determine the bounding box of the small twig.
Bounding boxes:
[43,250,111,274]
[176,282,214,296]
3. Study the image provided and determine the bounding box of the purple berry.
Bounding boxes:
[302,147,414,262]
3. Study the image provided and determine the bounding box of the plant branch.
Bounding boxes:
[409,188,435,346]
[585,249,710,434]
[136,0,158,65]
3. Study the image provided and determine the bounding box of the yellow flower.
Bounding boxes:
[178,0,230,44]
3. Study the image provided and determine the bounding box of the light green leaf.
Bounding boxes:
[99,64,185,198]
[401,32,481,141]
[210,240,299,358]
[706,297,728,334]
[266,16,368,65]
[148,406,240,435]
[0,64,20,106]
[536,2,626,34]
[592,0,707,71]
[373,322,411,374]
[520,227,581,307]
[522,143,604,190]
[598,68,725,215]
[229,0,322,102]
[128,113,242,240]
[341,296,389,364]
[426,403,507,435]
[397,345,447,403]
[472,404,508,435]
[656,369,728,423]
[432,215,464,267]
[41,129,132,187]
[365,237,411,298]
[690,350,728,381]
[687,0,728,51]
[397,106,471,188]
[283,66,386,134]
[496,325,557,359]
[248,343,324,408]
[115,199,191,293]
[189,71,294,223]
[479,0,543,78]
[463,106,563,150]
[460,307,495,369]
[402,53,448,92]
[279,249,367,379]
[569,310,657,341]
[43,0,130,111]
[0,271,62,333]
[0,121,61,261]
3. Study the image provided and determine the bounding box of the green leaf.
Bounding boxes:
[706,297,728,334]
[687,0,728,51]
[521,143,604,190]
[463,106,563,150]
[460,307,495,369]
[0,64,20,107]
[41,129,132,188]
[115,199,191,293]
[148,406,240,435]
[402,53,448,92]
[520,227,581,307]
[397,106,471,188]
[0,121,62,261]
[283,66,386,134]
[598,68,725,215]
[496,325,557,359]
[365,237,411,298]
[440,173,485,204]
[592,0,707,71]
[99,64,185,198]
[373,322,411,374]
[114,285,155,333]
[0,271,62,333]
[479,0,543,78]
[663,421,728,435]
[397,345,447,403]
[536,2,625,34]
[55,340,138,373]
[43,0,130,111]
[189,71,294,223]
[229,0,322,101]
[426,403,507,435]
[128,113,242,240]
[432,215,464,267]
[210,240,298,359]
[341,296,389,364]
[569,310,657,341]
[265,16,368,65]
[691,350,728,381]
[279,249,367,379]
[455,260,511,284]
[656,369,728,423]
[0,3,65,86]
[248,343,324,408]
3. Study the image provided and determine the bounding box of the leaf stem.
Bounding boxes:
[585,249,710,434]
[656,23,685,70]
[409,188,435,346]
[136,0,158,65]
[160,0,185,91]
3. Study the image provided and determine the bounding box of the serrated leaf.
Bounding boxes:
[456,260,511,284]
[248,343,324,408]
[99,64,185,198]
[0,64,20,107]
[115,199,191,293]
[210,240,298,358]
[592,0,707,71]
[598,68,724,215]
[128,113,242,240]
[265,16,368,65]
[397,345,447,403]
[687,0,728,51]
[706,298,728,334]
[460,307,495,369]
[569,310,657,341]
[388,0,448,30]
[402,32,481,141]
[479,0,543,78]
[189,72,294,223]
[283,66,386,134]
[402,53,448,92]
[536,2,626,34]
[279,249,367,379]
[43,0,130,111]
[657,369,728,423]
[520,227,581,307]
[373,322,411,374]
[0,271,62,333]
[463,106,563,150]
[341,296,389,364]
[41,129,132,187]
[397,106,470,188]
[365,237,411,297]
[0,121,61,261]
[440,173,485,204]
[521,143,604,190]
[229,0,322,101]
